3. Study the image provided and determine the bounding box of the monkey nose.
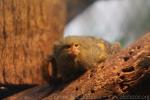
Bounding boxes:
[68,45,80,57]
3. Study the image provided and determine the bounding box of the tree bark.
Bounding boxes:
[6,33,150,100]
[0,0,66,85]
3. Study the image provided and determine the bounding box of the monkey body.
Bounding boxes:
[42,36,120,83]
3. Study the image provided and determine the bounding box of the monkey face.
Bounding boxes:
[52,41,85,80]
[53,40,81,59]
[55,42,81,69]
[63,43,80,58]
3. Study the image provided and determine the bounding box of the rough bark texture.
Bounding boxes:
[6,33,150,100]
[0,0,66,85]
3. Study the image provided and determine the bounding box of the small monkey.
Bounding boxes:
[41,36,121,84]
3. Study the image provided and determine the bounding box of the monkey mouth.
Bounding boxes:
[68,50,80,58]
[68,48,80,58]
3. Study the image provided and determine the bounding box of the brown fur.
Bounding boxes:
[41,36,121,83]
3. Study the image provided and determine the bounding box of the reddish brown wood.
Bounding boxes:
[0,0,66,85]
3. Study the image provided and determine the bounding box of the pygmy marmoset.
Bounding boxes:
[42,36,120,83]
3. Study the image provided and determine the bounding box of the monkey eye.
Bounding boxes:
[63,43,79,50]
[74,43,79,47]
[64,45,71,49]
